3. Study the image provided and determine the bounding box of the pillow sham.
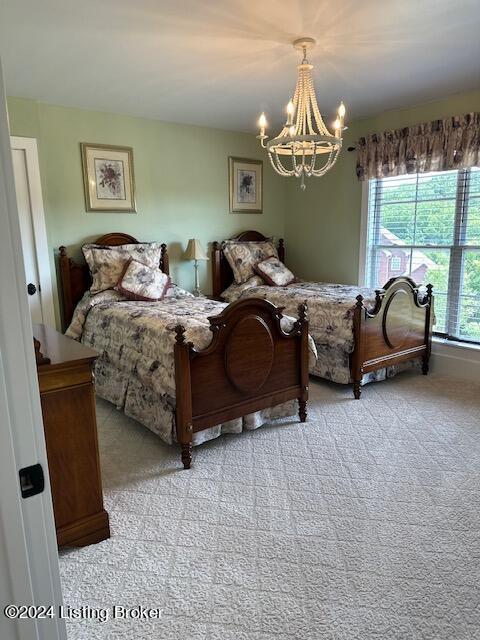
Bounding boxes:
[254,256,295,287]
[221,275,264,302]
[82,242,163,294]
[115,259,171,301]
[222,239,278,284]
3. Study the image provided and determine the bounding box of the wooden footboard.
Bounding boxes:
[174,299,309,468]
[351,277,433,399]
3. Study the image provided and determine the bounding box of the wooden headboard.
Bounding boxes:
[59,233,169,330]
[211,231,285,300]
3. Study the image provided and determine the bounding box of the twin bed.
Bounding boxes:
[59,230,433,467]
[212,231,433,399]
[59,233,311,468]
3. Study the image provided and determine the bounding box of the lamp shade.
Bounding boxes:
[183,238,208,261]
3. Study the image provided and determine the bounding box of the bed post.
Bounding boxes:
[296,302,309,422]
[422,283,433,375]
[211,241,222,300]
[174,325,193,469]
[59,246,73,330]
[160,243,169,275]
[278,238,285,263]
[351,294,365,399]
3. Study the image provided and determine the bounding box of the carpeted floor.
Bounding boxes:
[59,372,480,640]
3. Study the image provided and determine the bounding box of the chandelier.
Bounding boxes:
[257,37,346,190]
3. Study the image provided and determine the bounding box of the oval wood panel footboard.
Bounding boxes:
[351,277,433,399]
[174,298,309,468]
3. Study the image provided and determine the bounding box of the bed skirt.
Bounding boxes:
[93,360,297,446]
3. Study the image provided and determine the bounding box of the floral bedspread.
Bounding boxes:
[223,281,379,352]
[66,290,317,445]
[223,281,421,384]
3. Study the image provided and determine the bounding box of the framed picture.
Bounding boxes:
[80,143,136,212]
[229,157,263,214]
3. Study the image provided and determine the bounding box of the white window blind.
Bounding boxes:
[365,168,480,344]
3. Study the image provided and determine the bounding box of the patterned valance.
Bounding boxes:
[356,112,480,180]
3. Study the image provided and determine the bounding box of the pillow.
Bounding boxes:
[222,275,264,302]
[254,256,295,287]
[222,239,278,284]
[82,242,163,294]
[164,284,194,299]
[115,259,171,301]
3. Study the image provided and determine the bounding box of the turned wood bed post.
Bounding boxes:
[422,283,433,375]
[160,243,169,276]
[174,325,194,469]
[296,302,309,422]
[59,246,74,329]
[211,241,222,300]
[351,294,366,399]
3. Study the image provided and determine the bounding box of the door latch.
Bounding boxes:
[19,463,44,498]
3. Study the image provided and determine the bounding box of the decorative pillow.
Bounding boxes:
[254,256,295,287]
[82,242,163,294]
[164,284,194,298]
[221,275,264,302]
[222,239,278,284]
[115,259,171,301]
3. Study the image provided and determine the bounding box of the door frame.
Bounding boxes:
[0,63,66,639]
[10,136,55,327]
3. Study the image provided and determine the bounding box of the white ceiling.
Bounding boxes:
[1,0,479,133]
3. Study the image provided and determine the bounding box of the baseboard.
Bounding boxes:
[57,509,110,547]
[431,338,480,379]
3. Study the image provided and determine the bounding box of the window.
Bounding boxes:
[364,168,480,344]
[390,256,401,271]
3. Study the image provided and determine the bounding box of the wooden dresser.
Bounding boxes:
[34,324,110,547]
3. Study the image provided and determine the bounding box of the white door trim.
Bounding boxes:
[0,62,65,640]
[10,136,55,327]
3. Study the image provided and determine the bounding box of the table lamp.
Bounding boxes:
[183,239,209,296]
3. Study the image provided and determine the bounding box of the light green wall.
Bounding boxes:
[285,88,480,285]
[8,89,480,328]
[7,98,287,327]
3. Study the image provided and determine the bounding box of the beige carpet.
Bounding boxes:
[59,372,480,640]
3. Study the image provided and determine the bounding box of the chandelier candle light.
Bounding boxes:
[257,37,346,189]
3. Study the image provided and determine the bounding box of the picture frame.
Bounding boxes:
[228,157,263,214]
[80,143,136,212]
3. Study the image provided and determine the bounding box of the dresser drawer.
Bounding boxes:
[38,361,93,393]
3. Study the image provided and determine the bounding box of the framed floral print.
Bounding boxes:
[229,157,263,214]
[80,143,136,212]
